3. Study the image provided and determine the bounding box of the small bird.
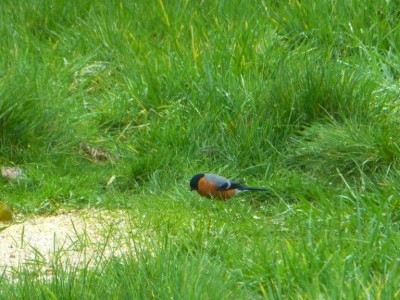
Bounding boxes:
[190,173,267,200]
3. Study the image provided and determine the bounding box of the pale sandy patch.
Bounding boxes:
[0,209,143,280]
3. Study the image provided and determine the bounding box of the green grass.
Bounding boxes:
[1,0,400,298]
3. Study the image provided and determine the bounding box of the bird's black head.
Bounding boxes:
[190,173,204,191]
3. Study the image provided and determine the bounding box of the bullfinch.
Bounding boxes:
[190,173,267,200]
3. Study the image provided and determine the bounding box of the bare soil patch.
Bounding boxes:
[0,209,141,280]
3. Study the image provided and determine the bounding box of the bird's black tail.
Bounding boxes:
[239,186,268,191]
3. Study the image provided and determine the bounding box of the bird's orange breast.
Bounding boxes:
[197,177,238,200]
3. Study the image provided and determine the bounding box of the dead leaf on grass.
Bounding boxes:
[80,142,118,162]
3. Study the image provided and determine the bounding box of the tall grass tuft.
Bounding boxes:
[286,120,400,183]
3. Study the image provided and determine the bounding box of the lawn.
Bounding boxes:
[1,0,400,299]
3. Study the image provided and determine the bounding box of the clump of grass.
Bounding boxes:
[267,52,377,125]
[0,66,56,150]
[286,120,400,181]
[269,0,400,59]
